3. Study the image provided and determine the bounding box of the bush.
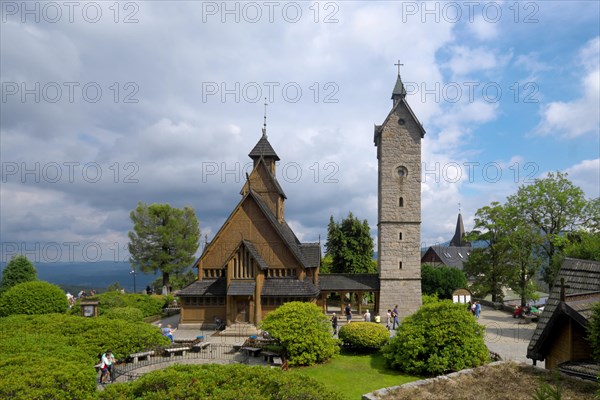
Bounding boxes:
[0,254,37,294]
[421,264,468,299]
[587,302,600,361]
[99,363,344,400]
[0,313,170,399]
[104,306,144,322]
[259,301,339,366]
[0,281,68,316]
[338,322,389,351]
[382,300,489,376]
[69,291,166,318]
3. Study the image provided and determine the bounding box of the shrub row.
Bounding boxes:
[99,364,344,400]
[69,292,167,318]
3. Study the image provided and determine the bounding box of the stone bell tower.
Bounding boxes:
[374,63,425,320]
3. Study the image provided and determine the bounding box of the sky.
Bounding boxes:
[1,1,599,264]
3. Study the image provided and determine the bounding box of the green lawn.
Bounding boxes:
[290,351,419,400]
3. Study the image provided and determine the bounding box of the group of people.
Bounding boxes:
[98,350,116,384]
[467,301,481,318]
[65,289,97,307]
[330,303,398,334]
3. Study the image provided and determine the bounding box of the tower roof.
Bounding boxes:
[248,133,280,161]
[391,74,407,99]
[449,213,466,247]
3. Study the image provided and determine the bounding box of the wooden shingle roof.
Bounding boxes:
[261,278,319,297]
[176,278,226,296]
[318,274,380,291]
[527,258,600,361]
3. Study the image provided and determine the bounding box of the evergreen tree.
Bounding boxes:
[325,212,375,273]
[0,254,37,294]
[128,202,200,288]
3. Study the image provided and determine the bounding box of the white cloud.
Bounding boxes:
[565,159,600,198]
[536,37,600,138]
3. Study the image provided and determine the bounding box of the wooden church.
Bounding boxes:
[177,68,424,328]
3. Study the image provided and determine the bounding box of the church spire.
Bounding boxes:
[449,211,466,247]
[391,60,407,104]
[262,98,268,138]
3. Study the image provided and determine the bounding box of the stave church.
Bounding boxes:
[177,69,424,328]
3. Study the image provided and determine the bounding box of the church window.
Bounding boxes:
[398,232,403,240]
[458,252,464,258]
[396,166,408,178]
[398,118,406,125]
[399,197,404,207]
[398,261,403,269]
[232,245,255,279]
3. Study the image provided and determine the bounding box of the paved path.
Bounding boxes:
[477,305,543,367]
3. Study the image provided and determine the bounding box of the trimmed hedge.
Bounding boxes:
[69,292,166,318]
[0,314,170,399]
[338,322,389,351]
[99,363,344,400]
[382,300,489,376]
[104,306,144,322]
[260,302,339,366]
[0,281,68,316]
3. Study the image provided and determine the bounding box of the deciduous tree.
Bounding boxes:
[128,202,200,288]
[508,172,593,287]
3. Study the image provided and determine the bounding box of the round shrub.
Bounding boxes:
[338,322,389,351]
[382,300,489,376]
[104,306,144,322]
[259,301,339,366]
[99,363,344,400]
[0,281,68,316]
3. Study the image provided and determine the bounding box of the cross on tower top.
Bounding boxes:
[394,60,404,76]
[458,202,461,214]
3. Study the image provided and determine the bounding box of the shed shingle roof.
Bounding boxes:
[527,258,600,361]
[299,243,321,268]
[261,278,319,297]
[176,278,226,296]
[228,280,256,296]
[318,274,380,291]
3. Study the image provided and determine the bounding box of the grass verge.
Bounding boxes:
[290,350,418,399]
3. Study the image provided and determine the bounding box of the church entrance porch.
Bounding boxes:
[235,298,249,323]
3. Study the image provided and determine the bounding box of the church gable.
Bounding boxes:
[241,157,286,220]
[198,193,304,278]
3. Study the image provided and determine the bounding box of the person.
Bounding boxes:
[161,324,175,343]
[344,303,352,322]
[146,285,153,295]
[374,313,381,323]
[363,309,371,322]
[331,313,338,335]
[392,305,399,330]
[466,301,472,313]
[101,350,116,383]
[386,309,392,330]
[474,301,481,319]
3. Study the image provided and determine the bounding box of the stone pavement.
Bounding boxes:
[477,305,543,367]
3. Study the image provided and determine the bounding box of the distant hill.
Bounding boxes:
[0,261,160,293]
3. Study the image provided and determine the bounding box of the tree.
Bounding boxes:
[563,230,600,262]
[463,202,513,302]
[325,212,375,273]
[0,281,68,316]
[508,172,593,287]
[0,254,37,294]
[259,301,339,366]
[382,300,489,376]
[421,264,467,299]
[587,302,600,362]
[128,202,200,288]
